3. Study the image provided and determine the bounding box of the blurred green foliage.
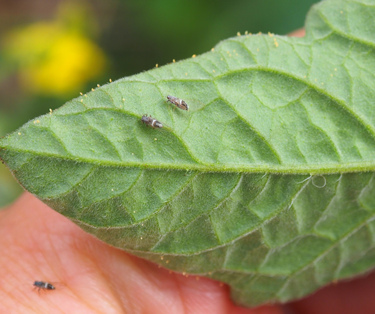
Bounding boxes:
[0,0,319,207]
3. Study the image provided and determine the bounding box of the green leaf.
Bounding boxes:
[1,0,375,307]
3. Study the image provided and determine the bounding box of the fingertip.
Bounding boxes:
[171,273,285,314]
[288,28,305,37]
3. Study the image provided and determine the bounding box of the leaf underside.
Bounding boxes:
[1,0,375,307]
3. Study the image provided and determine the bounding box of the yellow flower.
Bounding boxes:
[3,21,106,96]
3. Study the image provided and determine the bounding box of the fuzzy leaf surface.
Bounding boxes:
[1,0,375,306]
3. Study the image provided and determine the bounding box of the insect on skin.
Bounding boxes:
[141,115,163,128]
[167,95,189,111]
[33,281,55,292]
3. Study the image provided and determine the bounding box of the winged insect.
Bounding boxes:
[141,115,163,128]
[33,281,55,292]
[166,95,189,111]
[33,281,65,293]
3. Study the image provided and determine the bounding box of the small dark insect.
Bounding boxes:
[141,115,163,128]
[33,281,55,292]
[167,95,189,111]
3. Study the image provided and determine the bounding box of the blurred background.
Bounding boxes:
[0,0,320,206]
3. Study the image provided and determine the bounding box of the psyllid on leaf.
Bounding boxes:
[166,95,189,111]
[141,115,163,128]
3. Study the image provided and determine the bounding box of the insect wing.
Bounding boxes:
[179,98,205,111]
[166,95,189,111]
[141,115,163,129]
[49,282,66,290]
[31,281,66,291]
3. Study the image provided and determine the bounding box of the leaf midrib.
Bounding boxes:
[3,146,375,174]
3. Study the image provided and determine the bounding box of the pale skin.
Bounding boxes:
[0,192,283,314]
[1,29,375,314]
